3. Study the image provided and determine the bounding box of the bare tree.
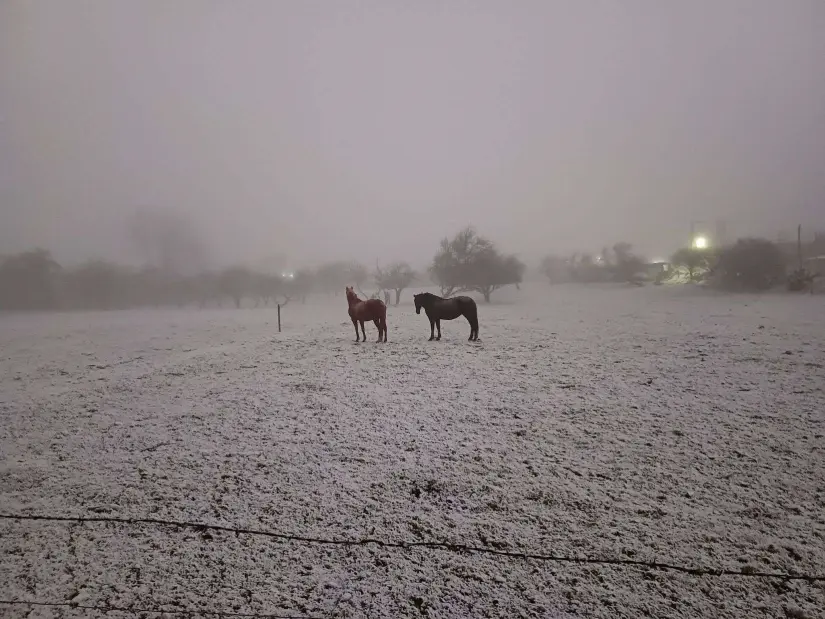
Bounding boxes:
[375,261,415,305]
[465,251,525,302]
[428,228,491,296]
[429,227,524,302]
[218,266,253,308]
[428,237,462,297]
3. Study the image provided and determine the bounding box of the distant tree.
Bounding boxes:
[375,262,415,305]
[63,260,128,309]
[610,242,646,283]
[567,252,607,283]
[671,247,711,282]
[270,274,294,307]
[429,227,524,302]
[0,249,61,310]
[219,266,253,308]
[130,265,172,307]
[169,273,205,307]
[193,272,222,308]
[428,236,464,297]
[467,251,525,302]
[539,254,569,284]
[316,261,349,295]
[346,262,369,296]
[290,268,315,303]
[712,238,785,291]
[250,272,274,307]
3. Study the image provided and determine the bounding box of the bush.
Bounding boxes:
[711,238,785,291]
[0,249,61,310]
[670,247,712,282]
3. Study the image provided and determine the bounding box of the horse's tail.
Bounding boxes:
[466,300,479,334]
[379,304,388,341]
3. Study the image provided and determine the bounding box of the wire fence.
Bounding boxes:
[2,511,823,617]
[0,599,314,619]
[3,512,823,581]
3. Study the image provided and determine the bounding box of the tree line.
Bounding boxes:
[4,228,818,312]
[0,253,398,311]
[540,236,822,292]
[539,242,648,285]
[0,226,526,312]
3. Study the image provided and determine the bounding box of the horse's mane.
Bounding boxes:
[348,288,385,306]
[416,292,443,301]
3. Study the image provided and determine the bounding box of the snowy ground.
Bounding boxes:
[1,284,824,618]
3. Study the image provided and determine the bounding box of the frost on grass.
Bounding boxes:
[1,285,824,618]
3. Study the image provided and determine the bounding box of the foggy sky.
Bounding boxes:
[2,1,824,270]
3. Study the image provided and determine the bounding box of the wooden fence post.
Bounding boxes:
[277,304,281,332]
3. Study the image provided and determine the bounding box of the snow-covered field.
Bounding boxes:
[1,284,824,618]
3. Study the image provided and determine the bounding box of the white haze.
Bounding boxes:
[1,1,823,270]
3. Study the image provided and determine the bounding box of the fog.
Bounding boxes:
[2,1,823,270]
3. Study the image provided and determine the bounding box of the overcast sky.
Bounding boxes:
[1,0,823,269]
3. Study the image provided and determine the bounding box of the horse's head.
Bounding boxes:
[345,286,357,303]
[413,293,422,314]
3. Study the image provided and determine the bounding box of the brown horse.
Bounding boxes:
[346,286,388,342]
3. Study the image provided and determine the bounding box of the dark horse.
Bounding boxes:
[346,286,388,342]
[413,292,479,341]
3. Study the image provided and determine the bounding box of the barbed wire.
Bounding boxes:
[2,512,823,582]
[0,599,316,618]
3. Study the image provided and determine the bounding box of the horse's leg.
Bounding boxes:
[352,318,360,342]
[373,318,382,342]
[428,319,435,341]
[466,313,478,341]
[360,320,367,341]
[436,319,442,341]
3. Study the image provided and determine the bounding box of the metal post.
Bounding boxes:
[277,304,281,332]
